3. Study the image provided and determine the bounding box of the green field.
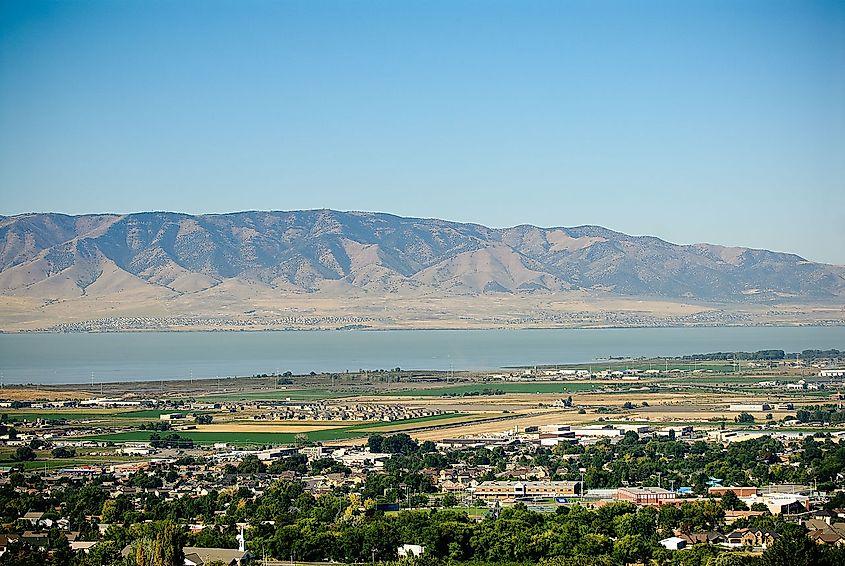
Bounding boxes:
[78,412,477,446]
[7,409,184,422]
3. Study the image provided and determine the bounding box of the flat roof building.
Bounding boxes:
[473,481,582,501]
[617,487,677,506]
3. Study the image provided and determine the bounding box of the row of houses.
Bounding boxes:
[253,403,451,422]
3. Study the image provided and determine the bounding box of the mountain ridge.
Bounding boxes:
[1,209,843,332]
[1,210,843,307]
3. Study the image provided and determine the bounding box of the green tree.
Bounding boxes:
[760,528,823,566]
[151,521,185,566]
[51,447,76,458]
[613,534,653,565]
[14,446,36,461]
[237,455,267,474]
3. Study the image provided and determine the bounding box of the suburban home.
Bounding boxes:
[21,511,44,527]
[804,519,845,546]
[724,528,778,549]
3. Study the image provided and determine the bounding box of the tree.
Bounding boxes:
[368,434,385,453]
[760,529,825,566]
[721,491,748,511]
[151,521,185,566]
[613,534,653,565]
[0,540,46,565]
[46,527,73,566]
[237,455,266,474]
[14,446,36,461]
[382,433,418,455]
[195,414,213,425]
[51,447,76,458]
[81,540,122,566]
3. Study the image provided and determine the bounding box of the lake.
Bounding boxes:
[0,326,842,385]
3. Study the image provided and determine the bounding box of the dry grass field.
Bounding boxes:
[3,289,841,331]
[0,388,87,401]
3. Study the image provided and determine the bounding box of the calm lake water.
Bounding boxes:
[0,327,843,385]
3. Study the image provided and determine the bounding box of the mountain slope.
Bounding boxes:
[0,210,843,307]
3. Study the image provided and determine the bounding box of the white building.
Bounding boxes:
[398,544,425,557]
[659,537,686,551]
[819,369,845,378]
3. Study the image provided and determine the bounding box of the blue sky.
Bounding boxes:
[1,0,843,263]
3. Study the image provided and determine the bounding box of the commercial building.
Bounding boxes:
[708,486,759,498]
[538,425,577,446]
[616,487,677,506]
[473,481,582,501]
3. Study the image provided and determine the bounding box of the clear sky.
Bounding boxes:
[1,0,843,264]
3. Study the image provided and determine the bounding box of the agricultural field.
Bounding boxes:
[5,408,189,423]
[75,411,485,446]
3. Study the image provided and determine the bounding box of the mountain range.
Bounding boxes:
[1,210,843,330]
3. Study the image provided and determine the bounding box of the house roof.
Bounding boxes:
[182,547,247,565]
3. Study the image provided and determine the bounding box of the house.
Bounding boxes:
[21,511,44,526]
[724,528,778,549]
[70,541,98,553]
[0,534,20,557]
[804,519,845,546]
[659,537,686,550]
